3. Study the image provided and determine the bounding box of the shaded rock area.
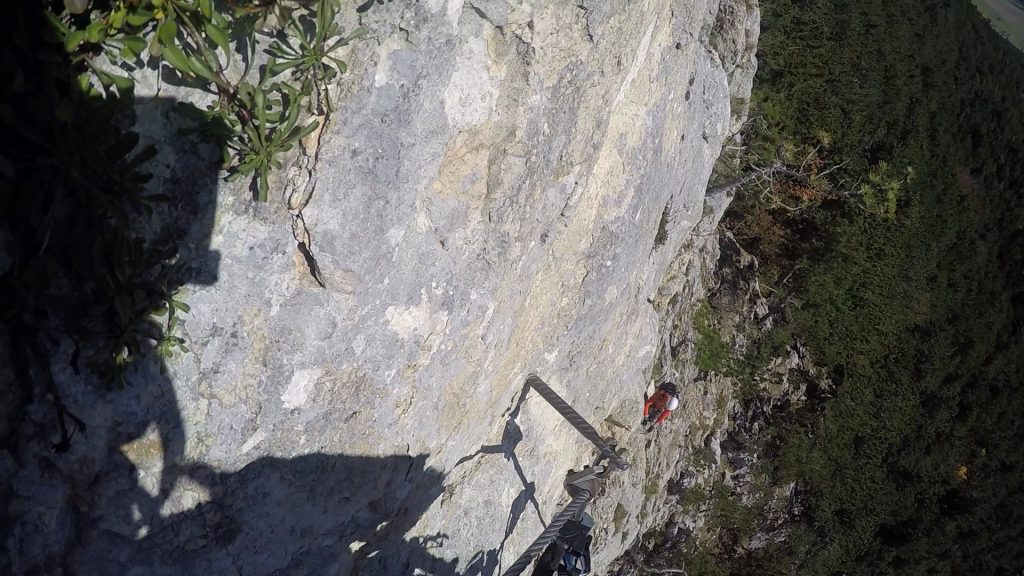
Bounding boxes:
[5,0,759,574]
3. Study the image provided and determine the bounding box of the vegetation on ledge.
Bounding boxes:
[681,0,1024,574]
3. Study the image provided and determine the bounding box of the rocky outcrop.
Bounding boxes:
[6,0,759,574]
[608,232,833,575]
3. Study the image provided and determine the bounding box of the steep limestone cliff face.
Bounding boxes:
[7,1,758,574]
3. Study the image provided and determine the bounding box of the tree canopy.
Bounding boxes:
[706,0,1024,573]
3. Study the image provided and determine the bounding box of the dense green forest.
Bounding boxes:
[691,0,1024,574]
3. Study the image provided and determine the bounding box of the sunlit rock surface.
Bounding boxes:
[7,0,759,574]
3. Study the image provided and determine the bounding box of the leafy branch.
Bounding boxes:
[50,0,364,202]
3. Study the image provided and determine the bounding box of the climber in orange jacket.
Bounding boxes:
[642,382,680,433]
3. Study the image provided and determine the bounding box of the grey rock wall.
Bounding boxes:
[6,0,758,574]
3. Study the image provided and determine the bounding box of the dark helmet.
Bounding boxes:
[660,381,678,396]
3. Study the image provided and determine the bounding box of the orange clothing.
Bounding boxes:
[643,390,673,425]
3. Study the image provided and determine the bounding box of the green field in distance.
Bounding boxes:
[973,0,1024,51]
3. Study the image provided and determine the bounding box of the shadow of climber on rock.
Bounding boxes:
[72,452,457,576]
[0,4,223,570]
[2,6,456,575]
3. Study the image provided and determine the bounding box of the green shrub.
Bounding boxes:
[613,502,628,534]
[653,202,672,250]
[49,0,363,202]
[694,302,732,374]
